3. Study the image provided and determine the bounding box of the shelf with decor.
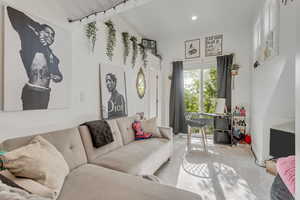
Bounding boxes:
[232,106,247,143]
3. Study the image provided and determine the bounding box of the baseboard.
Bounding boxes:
[256,159,266,167]
[251,145,266,167]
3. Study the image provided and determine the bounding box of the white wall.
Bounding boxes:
[251,2,296,163]
[71,15,162,124]
[160,28,252,129]
[0,0,161,141]
[296,0,300,198]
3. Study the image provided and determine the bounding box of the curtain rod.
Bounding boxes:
[172,53,235,64]
[68,0,129,23]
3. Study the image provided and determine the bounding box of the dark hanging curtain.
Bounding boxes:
[169,61,187,134]
[217,54,233,112]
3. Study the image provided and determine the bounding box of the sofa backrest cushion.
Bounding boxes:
[79,119,123,162]
[1,128,87,171]
[116,115,140,145]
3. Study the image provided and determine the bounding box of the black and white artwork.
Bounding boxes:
[99,64,128,119]
[185,39,200,59]
[142,39,157,55]
[205,34,223,57]
[3,6,71,111]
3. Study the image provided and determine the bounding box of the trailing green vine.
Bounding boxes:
[122,32,130,65]
[85,22,98,52]
[138,43,147,68]
[130,36,138,68]
[105,20,116,61]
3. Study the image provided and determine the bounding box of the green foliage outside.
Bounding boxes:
[184,71,200,113]
[203,68,217,113]
[184,68,217,113]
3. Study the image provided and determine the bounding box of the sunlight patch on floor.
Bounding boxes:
[176,152,258,200]
[156,136,274,200]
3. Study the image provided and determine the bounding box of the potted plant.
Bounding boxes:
[231,64,240,76]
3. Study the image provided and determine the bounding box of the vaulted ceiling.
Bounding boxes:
[56,0,125,21]
[55,0,260,41]
[120,0,261,41]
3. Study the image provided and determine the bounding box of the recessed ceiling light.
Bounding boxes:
[192,16,198,21]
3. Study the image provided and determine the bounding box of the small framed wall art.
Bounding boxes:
[185,39,200,59]
[205,34,223,57]
[142,38,157,55]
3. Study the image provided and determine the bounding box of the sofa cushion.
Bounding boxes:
[116,115,140,145]
[1,128,87,171]
[90,138,172,175]
[158,127,173,140]
[58,164,200,200]
[0,178,52,200]
[79,119,124,162]
[0,173,25,190]
[141,118,162,138]
[2,136,69,199]
[0,170,57,199]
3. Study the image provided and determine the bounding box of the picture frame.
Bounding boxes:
[3,6,71,111]
[205,34,223,57]
[99,63,128,120]
[185,39,201,59]
[142,38,157,55]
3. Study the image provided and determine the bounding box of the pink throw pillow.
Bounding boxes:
[276,156,295,195]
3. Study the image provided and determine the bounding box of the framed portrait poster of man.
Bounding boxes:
[185,39,200,59]
[99,63,128,120]
[3,6,71,111]
[205,34,223,57]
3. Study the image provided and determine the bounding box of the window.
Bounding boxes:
[184,67,217,113]
[254,18,262,56]
[264,0,279,59]
[264,0,279,37]
[254,0,279,62]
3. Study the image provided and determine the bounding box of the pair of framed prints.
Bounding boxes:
[185,34,223,59]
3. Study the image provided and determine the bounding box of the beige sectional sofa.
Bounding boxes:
[0,116,201,200]
[79,115,173,175]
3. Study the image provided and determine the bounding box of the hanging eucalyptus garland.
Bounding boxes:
[138,43,147,68]
[105,20,116,61]
[130,36,138,68]
[122,32,130,65]
[85,22,98,52]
